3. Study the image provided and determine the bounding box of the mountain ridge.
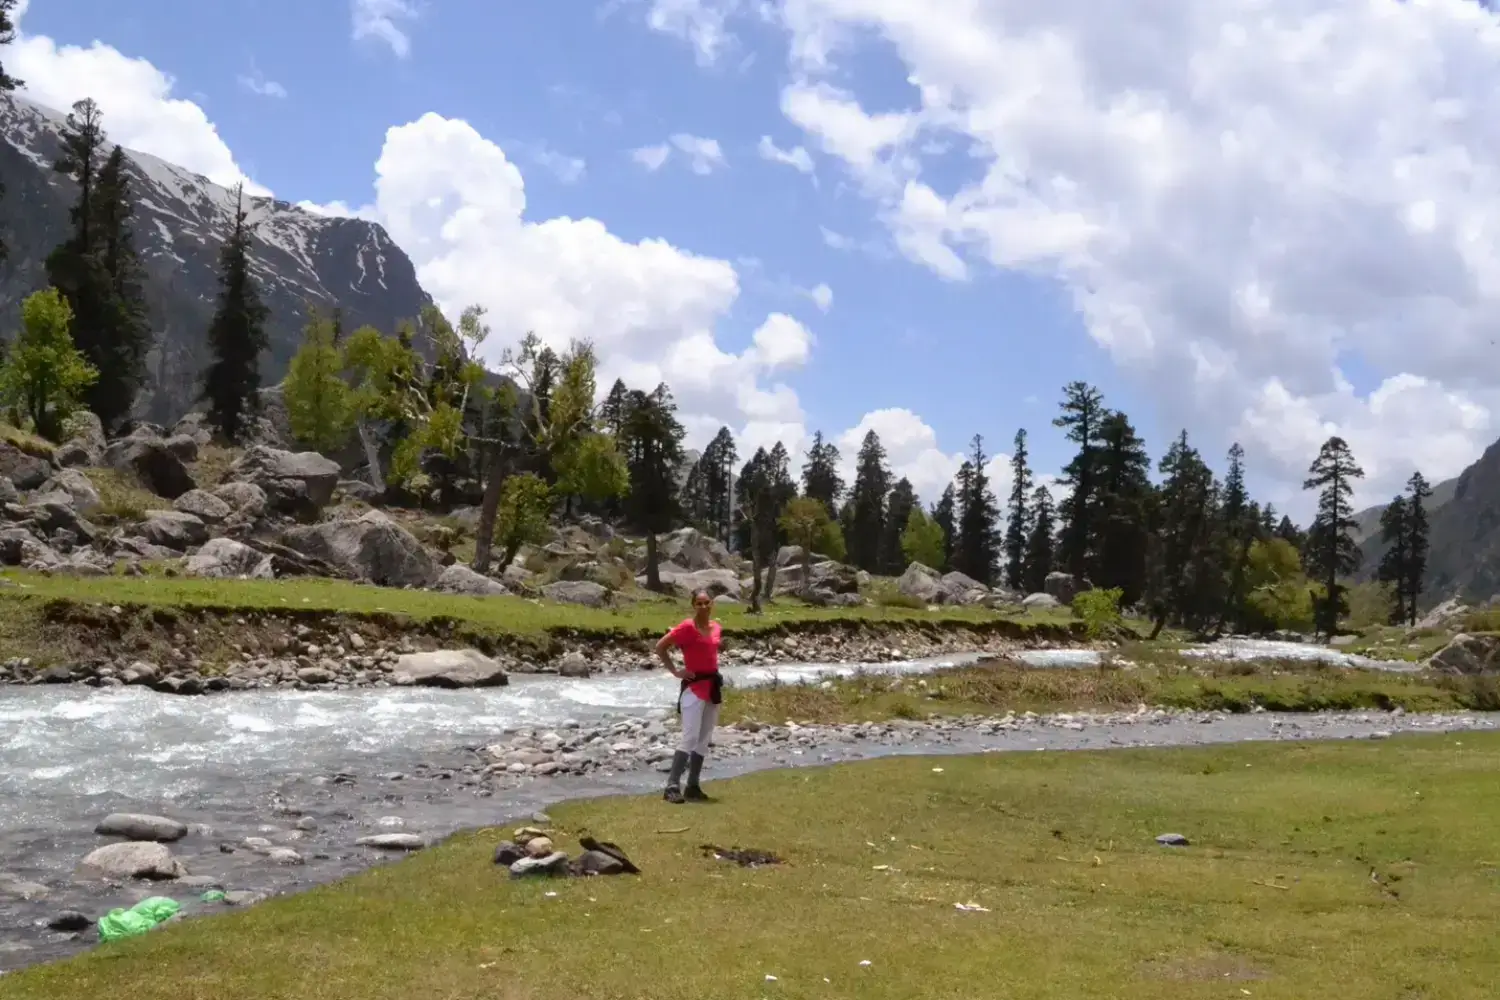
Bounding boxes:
[0,93,433,424]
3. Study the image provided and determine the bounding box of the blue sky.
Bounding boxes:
[11,0,1499,514]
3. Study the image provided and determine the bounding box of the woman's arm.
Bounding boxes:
[655,633,689,680]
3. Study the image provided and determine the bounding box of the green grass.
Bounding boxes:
[8,735,1499,999]
[723,658,1500,725]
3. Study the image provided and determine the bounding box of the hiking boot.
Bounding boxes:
[663,750,689,804]
[684,752,711,802]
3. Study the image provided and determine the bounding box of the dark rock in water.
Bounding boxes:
[95,813,189,843]
[492,841,525,866]
[39,666,75,684]
[46,911,91,932]
[1155,833,1190,847]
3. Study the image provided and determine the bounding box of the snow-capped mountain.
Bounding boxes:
[0,94,432,423]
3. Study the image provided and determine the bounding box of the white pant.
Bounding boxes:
[679,689,720,755]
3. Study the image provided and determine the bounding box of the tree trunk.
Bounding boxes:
[472,441,505,573]
[749,534,764,614]
[498,539,522,573]
[358,421,385,492]
[1148,614,1166,641]
[645,531,662,591]
[763,540,779,604]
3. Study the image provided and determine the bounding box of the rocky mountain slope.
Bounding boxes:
[0,94,432,423]
[1350,476,1457,548]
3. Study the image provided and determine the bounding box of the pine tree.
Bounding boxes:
[1275,515,1304,549]
[1216,443,1255,634]
[1090,412,1152,604]
[1003,428,1033,591]
[620,383,686,590]
[85,145,152,424]
[1022,485,1055,594]
[1053,381,1107,579]
[801,431,844,518]
[953,435,1001,584]
[704,426,737,544]
[1378,472,1432,627]
[0,0,21,264]
[200,184,270,442]
[759,442,797,600]
[1147,431,1220,636]
[1302,436,1365,639]
[932,484,956,572]
[846,430,891,572]
[879,477,918,574]
[599,378,629,438]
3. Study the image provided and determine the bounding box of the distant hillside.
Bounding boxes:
[1350,476,1458,548]
[0,94,433,424]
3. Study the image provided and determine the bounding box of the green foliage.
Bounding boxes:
[0,288,98,441]
[201,185,270,442]
[284,311,355,453]
[555,431,629,503]
[1072,587,1124,638]
[900,505,946,570]
[780,496,846,565]
[1344,580,1395,631]
[1242,538,1316,632]
[492,473,553,570]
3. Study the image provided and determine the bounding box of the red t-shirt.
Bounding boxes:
[668,619,721,701]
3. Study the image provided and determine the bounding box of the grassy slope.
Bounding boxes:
[9,734,1498,999]
[722,658,1500,724]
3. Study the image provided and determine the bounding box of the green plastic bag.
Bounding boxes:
[200,890,226,903]
[98,896,181,942]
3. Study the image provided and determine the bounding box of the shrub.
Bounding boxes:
[1073,587,1124,639]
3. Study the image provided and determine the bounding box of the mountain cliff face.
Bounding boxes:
[0,94,432,423]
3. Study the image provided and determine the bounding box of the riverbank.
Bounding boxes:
[7,731,1498,998]
[0,570,1083,689]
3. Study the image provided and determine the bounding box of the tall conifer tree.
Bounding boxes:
[200,184,270,441]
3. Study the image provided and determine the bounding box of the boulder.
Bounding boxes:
[1023,592,1061,610]
[212,481,269,517]
[509,852,569,877]
[95,813,188,843]
[897,562,944,604]
[0,526,59,567]
[577,850,627,876]
[940,570,991,605]
[1044,571,1084,604]
[139,510,210,550]
[433,563,508,596]
[654,566,742,600]
[39,469,101,515]
[57,411,106,465]
[556,651,593,678]
[170,412,215,447]
[229,446,340,513]
[657,527,734,571]
[541,580,611,607]
[281,509,439,587]
[76,842,187,881]
[103,437,196,499]
[1417,598,1470,631]
[182,538,275,579]
[162,434,200,463]
[393,648,509,688]
[60,547,114,575]
[1427,633,1500,675]
[0,442,51,491]
[173,489,232,523]
[356,834,426,851]
[0,477,17,504]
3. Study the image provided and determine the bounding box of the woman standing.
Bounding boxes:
[655,588,722,804]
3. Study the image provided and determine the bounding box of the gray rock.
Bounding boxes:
[0,873,51,900]
[541,580,611,608]
[897,562,944,604]
[182,537,275,579]
[223,890,265,906]
[0,441,51,491]
[102,437,196,499]
[173,489,232,523]
[1155,833,1190,847]
[653,566,742,600]
[265,848,304,865]
[162,434,200,463]
[1045,571,1085,604]
[509,851,569,877]
[393,648,509,688]
[58,411,106,465]
[1022,592,1061,610]
[39,469,101,515]
[556,650,592,678]
[356,834,426,851]
[492,841,525,866]
[281,509,439,587]
[139,510,209,550]
[229,446,340,509]
[433,562,507,596]
[1428,633,1500,675]
[76,842,188,880]
[577,849,626,875]
[211,481,269,516]
[656,527,735,571]
[95,813,188,843]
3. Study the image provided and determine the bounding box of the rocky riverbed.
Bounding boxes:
[2,644,1491,973]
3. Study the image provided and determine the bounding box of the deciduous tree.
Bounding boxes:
[0,287,97,440]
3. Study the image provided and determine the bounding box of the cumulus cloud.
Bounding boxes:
[645,0,743,66]
[804,282,832,312]
[768,0,1500,504]
[631,143,671,171]
[757,134,814,173]
[9,20,269,195]
[351,0,419,58]
[631,133,726,175]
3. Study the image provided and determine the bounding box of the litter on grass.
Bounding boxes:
[954,902,991,913]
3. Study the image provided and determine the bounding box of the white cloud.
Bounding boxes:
[632,133,727,175]
[10,22,269,195]
[520,143,586,184]
[751,312,813,370]
[771,0,1500,503]
[670,133,726,174]
[351,0,419,58]
[237,68,287,100]
[631,143,671,171]
[804,282,833,312]
[646,0,742,66]
[757,134,814,173]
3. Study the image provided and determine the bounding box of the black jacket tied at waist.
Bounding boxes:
[678,671,723,711]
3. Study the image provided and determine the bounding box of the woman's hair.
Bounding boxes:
[690,587,713,604]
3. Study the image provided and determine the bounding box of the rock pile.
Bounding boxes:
[494,827,639,878]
